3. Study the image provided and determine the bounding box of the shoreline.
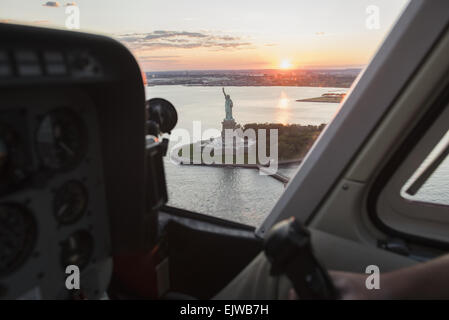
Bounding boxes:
[147,84,352,89]
[296,96,343,103]
[148,84,352,89]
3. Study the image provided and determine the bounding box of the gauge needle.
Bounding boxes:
[57,203,69,217]
[59,142,75,156]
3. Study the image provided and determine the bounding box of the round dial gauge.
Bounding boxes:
[35,109,86,170]
[0,124,28,195]
[54,180,88,225]
[0,204,37,276]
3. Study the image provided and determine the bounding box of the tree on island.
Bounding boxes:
[242,123,326,162]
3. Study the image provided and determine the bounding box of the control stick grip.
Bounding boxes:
[264,218,338,300]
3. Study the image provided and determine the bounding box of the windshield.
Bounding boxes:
[0,0,410,226]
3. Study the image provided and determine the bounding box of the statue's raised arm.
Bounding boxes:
[222,87,227,97]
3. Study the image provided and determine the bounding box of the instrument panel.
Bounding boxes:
[0,88,110,299]
[0,23,147,300]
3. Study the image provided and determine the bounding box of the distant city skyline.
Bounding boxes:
[0,0,409,71]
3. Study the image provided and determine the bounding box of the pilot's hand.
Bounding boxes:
[289,254,449,300]
[288,271,392,300]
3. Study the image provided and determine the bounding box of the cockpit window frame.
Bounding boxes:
[256,1,449,238]
[370,94,449,247]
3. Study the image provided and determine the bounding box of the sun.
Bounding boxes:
[280,59,292,69]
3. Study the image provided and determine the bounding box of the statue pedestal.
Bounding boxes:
[221,119,237,141]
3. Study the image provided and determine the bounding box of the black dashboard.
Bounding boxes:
[0,24,148,299]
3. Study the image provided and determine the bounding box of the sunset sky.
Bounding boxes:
[0,0,409,71]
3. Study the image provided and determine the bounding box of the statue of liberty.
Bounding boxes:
[222,87,234,121]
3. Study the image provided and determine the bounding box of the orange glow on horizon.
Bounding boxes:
[132,45,369,71]
[279,59,292,69]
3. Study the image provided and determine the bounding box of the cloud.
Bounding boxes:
[211,35,240,41]
[139,55,180,63]
[166,38,190,43]
[42,1,60,7]
[139,41,251,50]
[139,55,179,60]
[142,55,179,58]
[118,30,252,51]
[0,19,50,26]
[144,31,208,40]
[315,32,326,36]
[141,42,202,49]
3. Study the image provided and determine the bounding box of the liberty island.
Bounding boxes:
[169,87,322,173]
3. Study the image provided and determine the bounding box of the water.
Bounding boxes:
[147,86,344,138]
[146,85,343,226]
[402,130,449,206]
[415,156,449,205]
[146,85,448,226]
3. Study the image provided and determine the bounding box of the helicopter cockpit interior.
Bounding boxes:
[0,22,266,300]
[1,0,449,302]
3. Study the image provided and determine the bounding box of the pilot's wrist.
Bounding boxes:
[330,271,396,300]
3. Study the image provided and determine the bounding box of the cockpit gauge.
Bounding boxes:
[54,180,88,225]
[35,109,86,171]
[0,124,28,195]
[0,204,37,276]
